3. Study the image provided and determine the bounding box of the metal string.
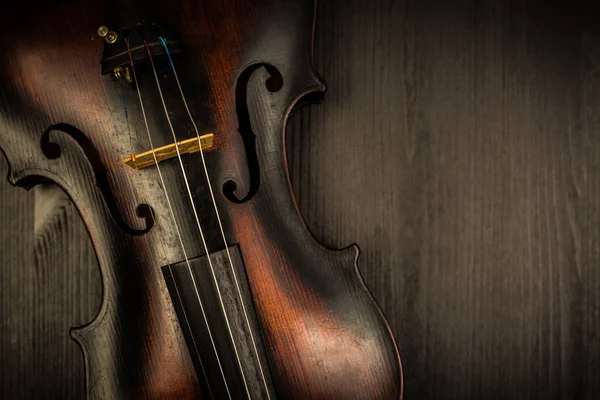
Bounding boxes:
[125,39,229,399]
[158,37,271,398]
[142,40,253,399]
[151,208,216,400]
[122,79,214,397]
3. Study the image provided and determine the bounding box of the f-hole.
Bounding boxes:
[223,63,283,204]
[41,123,154,236]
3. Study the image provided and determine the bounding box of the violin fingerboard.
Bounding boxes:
[162,245,276,399]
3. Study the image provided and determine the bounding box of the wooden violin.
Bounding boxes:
[0,0,403,398]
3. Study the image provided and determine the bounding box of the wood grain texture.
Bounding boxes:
[1,0,599,399]
[0,160,101,399]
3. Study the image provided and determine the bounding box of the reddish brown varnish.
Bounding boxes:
[0,0,403,398]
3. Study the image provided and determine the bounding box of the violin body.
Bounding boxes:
[0,0,402,398]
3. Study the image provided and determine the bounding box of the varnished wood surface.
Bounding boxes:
[0,177,100,398]
[1,0,401,398]
[1,0,599,399]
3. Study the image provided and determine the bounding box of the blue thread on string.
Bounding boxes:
[122,88,129,119]
[159,37,175,68]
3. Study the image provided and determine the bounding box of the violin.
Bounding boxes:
[0,0,403,398]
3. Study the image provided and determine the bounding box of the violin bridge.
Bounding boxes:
[123,134,214,170]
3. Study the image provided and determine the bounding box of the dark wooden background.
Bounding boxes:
[1,0,599,398]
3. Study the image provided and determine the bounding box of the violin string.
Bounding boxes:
[125,38,228,400]
[165,260,216,400]
[150,210,216,400]
[159,37,271,398]
[121,84,214,397]
[126,42,220,400]
[143,40,252,399]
